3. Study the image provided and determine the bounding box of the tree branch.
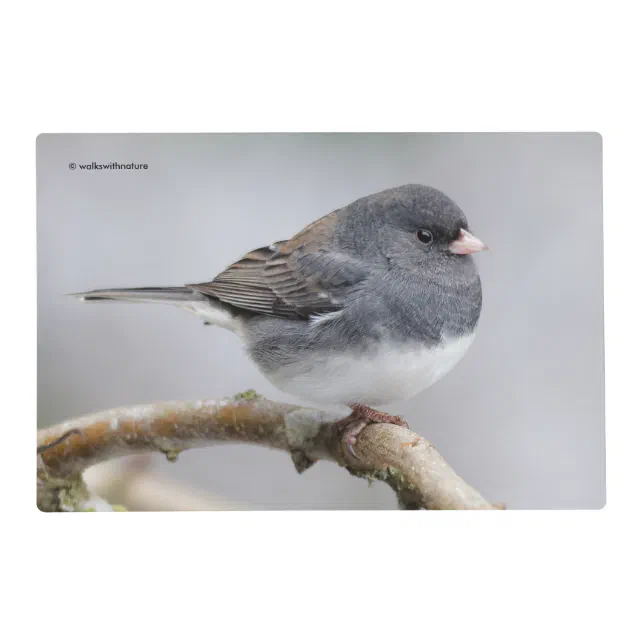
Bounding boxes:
[37,391,498,511]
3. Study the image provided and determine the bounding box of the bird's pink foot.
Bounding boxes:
[335,403,409,459]
[349,403,410,429]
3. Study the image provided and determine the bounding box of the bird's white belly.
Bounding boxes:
[267,334,475,406]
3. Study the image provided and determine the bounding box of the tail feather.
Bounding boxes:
[73,285,243,334]
[73,286,199,303]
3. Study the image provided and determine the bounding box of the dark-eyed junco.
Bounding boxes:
[76,184,487,456]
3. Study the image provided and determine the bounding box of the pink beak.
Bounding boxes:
[448,228,488,255]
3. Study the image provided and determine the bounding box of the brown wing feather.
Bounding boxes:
[188,211,367,319]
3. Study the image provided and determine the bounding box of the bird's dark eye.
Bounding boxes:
[416,229,433,244]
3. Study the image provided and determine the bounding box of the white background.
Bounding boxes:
[4,1,643,643]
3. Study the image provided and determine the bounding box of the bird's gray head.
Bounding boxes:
[334,184,487,275]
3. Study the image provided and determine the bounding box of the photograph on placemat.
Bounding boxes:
[37,133,604,511]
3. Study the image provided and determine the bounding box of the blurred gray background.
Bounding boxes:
[37,133,604,509]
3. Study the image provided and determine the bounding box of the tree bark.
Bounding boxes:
[37,391,498,511]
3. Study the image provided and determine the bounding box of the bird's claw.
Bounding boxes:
[333,418,367,460]
[335,405,410,461]
[345,434,358,460]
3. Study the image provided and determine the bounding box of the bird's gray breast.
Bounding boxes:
[352,264,482,347]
